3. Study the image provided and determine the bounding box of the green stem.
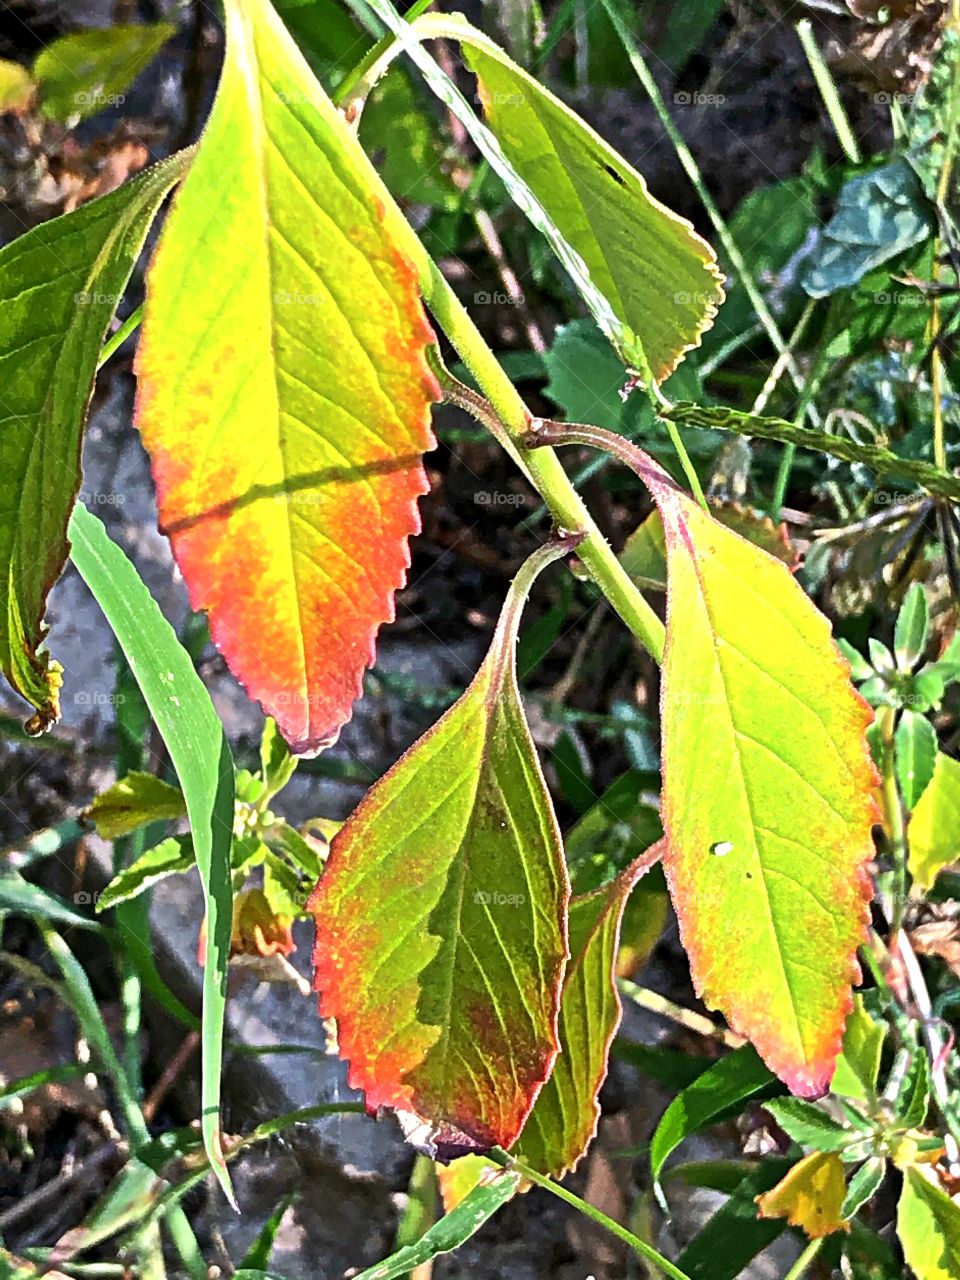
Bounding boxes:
[332,0,435,116]
[770,334,830,517]
[661,412,708,510]
[487,1149,691,1280]
[97,304,143,371]
[599,0,820,426]
[877,704,907,934]
[424,262,665,663]
[796,19,861,166]
[931,0,960,473]
[783,1237,824,1280]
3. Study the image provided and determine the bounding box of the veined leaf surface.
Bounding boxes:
[311,541,574,1156]
[515,852,657,1176]
[136,0,439,754]
[647,456,878,1096]
[0,153,188,730]
[414,13,722,381]
[536,426,878,1097]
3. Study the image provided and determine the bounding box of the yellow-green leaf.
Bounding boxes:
[830,994,885,1104]
[515,854,657,1176]
[908,752,960,892]
[0,60,35,113]
[86,771,186,841]
[649,463,878,1096]
[541,428,879,1098]
[34,24,175,121]
[412,12,723,381]
[897,1166,960,1280]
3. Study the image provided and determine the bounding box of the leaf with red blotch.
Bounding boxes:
[135,0,439,755]
[310,540,576,1159]
[514,848,661,1176]
[630,447,878,1098]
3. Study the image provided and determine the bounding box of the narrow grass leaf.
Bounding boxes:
[68,503,236,1205]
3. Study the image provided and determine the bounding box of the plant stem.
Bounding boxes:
[618,978,745,1048]
[97,304,144,371]
[876,704,907,933]
[769,336,830,517]
[424,261,665,662]
[487,1149,692,1280]
[931,0,960,473]
[796,18,861,165]
[599,0,820,426]
[332,0,436,117]
[784,1237,824,1280]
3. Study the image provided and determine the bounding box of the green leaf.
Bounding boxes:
[96,836,196,913]
[802,161,934,299]
[664,402,960,504]
[895,584,930,671]
[86,771,187,840]
[515,857,655,1176]
[842,1157,885,1220]
[354,1173,521,1280]
[359,66,458,210]
[443,14,723,380]
[831,995,885,1105]
[909,752,960,890]
[0,153,189,731]
[359,4,722,382]
[676,1158,793,1280]
[135,0,439,755]
[763,1098,853,1153]
[839,640,875,684]
[33,23,175,121]
[259,719,298,801]
[565,770,662,893]
[650,1046,775,1183]
[896,711,938,811]
[908,20,960,207]
[0,873,103,930]
[897,1167,960,1280]
[68,503,236,1206]
[897,1050,930,1129]
[240,1193,295,1271]
[312,541,574,1155]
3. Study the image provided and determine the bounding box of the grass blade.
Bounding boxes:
[68,502,237,1206]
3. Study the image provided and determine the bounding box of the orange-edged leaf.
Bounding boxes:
[755,1151,850,1238]
[534,425,878,1098]
[0,153,189,732]
[515,850,660,1176]
[135,0,439,755]
[643,456,877,1098]
[310,540,575,1158]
